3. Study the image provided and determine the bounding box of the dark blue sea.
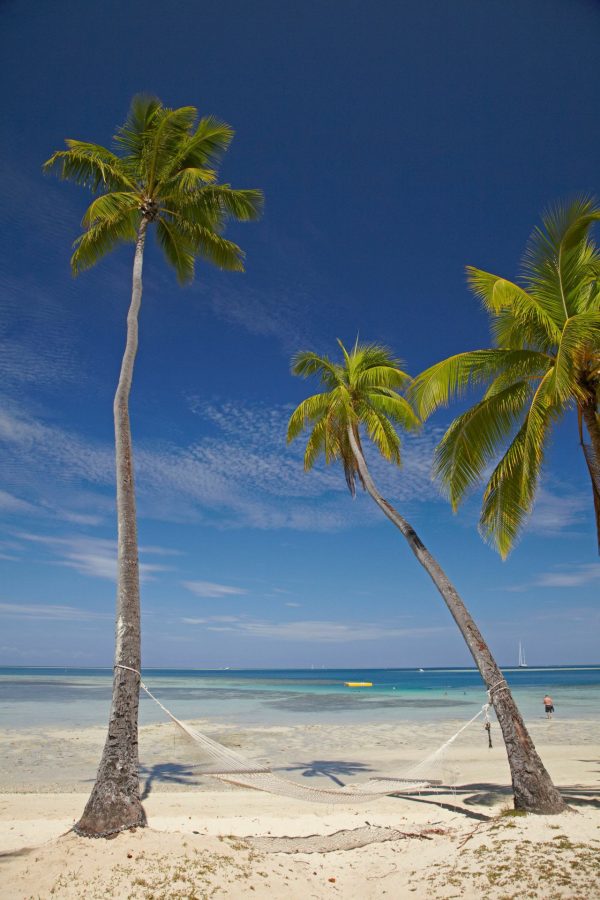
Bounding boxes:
[1,666,598,729]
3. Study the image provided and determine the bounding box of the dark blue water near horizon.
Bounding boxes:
[2,665,599,688]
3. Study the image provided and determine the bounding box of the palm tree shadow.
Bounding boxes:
[558,785,600,810]
[139,761,205,799]
[396,794,493,822]
[0,846,34,864]
[279,759,374,787]
[386,781,509,822]
[396,781,600,820]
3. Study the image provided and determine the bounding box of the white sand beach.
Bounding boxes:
[1,717,599,898]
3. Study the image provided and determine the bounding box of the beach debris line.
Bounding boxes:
[246,824,444,854]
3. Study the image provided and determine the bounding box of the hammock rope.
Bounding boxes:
[116,664,491,803]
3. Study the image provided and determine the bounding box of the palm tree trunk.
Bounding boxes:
[75,219,149,837]
[580,402,600,554]
[347,425,566,814]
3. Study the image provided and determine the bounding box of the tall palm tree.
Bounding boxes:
[288,339,565,813]
[44,95,263,837]
[411,198,600,558]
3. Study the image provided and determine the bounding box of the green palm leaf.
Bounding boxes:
[81,192,140,228]
[466,268,562,347]
[155,218,195,284]
[288,340,417,493]
[550,313,600,403]
[71,210,139,273]
[411,349,549,419]
[43,142,135,192]
[45,94,263,281]
[479,371,560,557]
[434,380,532,510]
[417,197,600,555]
[291,351,343,389]
[287,392,335,443]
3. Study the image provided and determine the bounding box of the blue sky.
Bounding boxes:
[1,0,599,668]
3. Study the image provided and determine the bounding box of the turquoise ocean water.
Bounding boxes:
[1,666,598,730]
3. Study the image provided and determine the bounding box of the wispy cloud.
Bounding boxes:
[534,564,600,588]
[18,533,176,581]
[508,563,600,592]
[182,580,247,598]
[0,602,110,622]
[0,398,444,535]
[527,486,589,535]
[0,490,38,514]
[180,613,449,643]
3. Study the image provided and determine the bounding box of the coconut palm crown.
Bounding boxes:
[287,339,420,490]
[44,94,263,280]
[411,197,600,558]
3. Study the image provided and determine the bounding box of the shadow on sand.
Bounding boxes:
[140,761,205,799]
[279,759,375,787]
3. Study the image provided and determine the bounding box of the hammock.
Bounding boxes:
[117,665,490,804]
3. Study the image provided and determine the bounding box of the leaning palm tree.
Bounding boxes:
[44,95,263,837]
[288,339,565,813]
[411,197,600,558]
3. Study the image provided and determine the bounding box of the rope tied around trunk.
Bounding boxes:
[487,679,509,701]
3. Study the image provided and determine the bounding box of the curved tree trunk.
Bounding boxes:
[347,425,566,814]
[75,220,149,837]
[580,402,600,554]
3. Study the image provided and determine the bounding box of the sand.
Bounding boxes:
[1,717,599,898]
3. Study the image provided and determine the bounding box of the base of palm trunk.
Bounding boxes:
[74,781,146,838]
[513,778,566,814]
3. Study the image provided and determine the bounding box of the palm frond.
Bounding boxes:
[434,380,532,510]
[187,225,246,271]
[155,117,235,187]
[291,351,343,389]
[43,142,134,192]
[113,94,162,156]
[81,192,140,228]
[155,218,195,284]
[147,105,198,191]
[522,196,600,322]
[478,427,530,558]
[479,371,560,556]
[198,186,264,221]
[364,391,421,432]
[70,210,139,274]
[287,392,334,443]
[411,349,549,419]
[162,167,218,194]
[466,267,563,347]
[168,186,264,225]
[303,418,331,471]
[358,406,402,464]
[571,243,600,314]
[550,313,600,403]
[355,364,411,390]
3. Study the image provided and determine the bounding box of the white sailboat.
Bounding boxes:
[518,641,528,668]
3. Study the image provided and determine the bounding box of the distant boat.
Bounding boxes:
[344,681,372,687]
[418,668,425,672]
[518,641,528,668]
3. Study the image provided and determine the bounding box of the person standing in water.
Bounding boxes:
[543,694,555,719]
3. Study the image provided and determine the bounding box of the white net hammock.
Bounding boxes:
[120,666,491,804]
